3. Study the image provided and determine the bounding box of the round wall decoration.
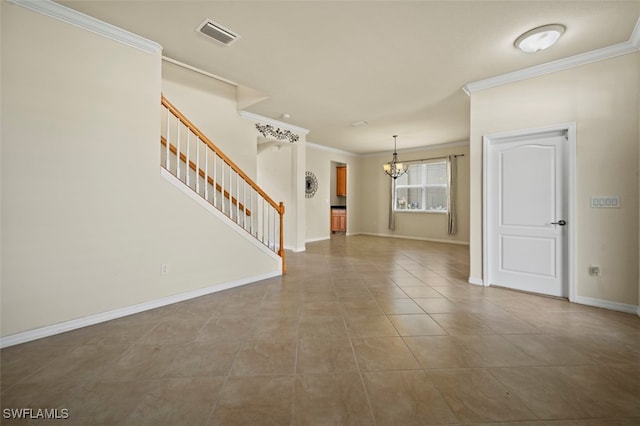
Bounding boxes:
[305,171,318,198]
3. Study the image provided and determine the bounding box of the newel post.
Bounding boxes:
[278,202,286,274]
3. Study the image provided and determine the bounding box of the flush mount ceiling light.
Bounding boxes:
[514,24,565,53]
[351,120,368,127]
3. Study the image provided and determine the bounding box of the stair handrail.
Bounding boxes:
[161,95,286,271]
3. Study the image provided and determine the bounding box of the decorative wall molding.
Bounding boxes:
[255,123,300,143]
[0,270,281,348]
[8,0,162,54]
[463,17,640,95]
[239,111,310,136]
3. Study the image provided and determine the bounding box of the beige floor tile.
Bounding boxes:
[291,373,373,426]
[404,336,471,369]
[335,287,375,300]
[413,297,459,313]
[231,338,297,376]
[20,344,130,384]
[196,317,255,344]
[123,376,224,426]
[430,312,496,335]
[163,341,241,378]
[401,286,443,298]
[301,300,342,318]
[210,375,294,426]
[339,299,386,317]
[556,365,640,417]
[299,316,348,339]
[562,333,640,365]
[1,344,68,387]
[489,366,617,419]
[250,316,299,339]
[473,312,540,334]
[102,344,183,380]
[427,368,536,423]
[376,298,425,314]
[367,286,410,299]
[453,335,539,367]
[345,315,399,337]
[351,337,420,371]
[388,314,447,336]
[3,235,639,425]
[140,318,208,345]
[257,300,301,318]
[504,334,595,366]
[296,338,358,374]
[363,370,458,425]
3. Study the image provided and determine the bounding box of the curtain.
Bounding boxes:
[447,155,457,235]
[388,177,396,230]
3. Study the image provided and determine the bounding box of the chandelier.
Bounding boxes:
[383,135,408,179]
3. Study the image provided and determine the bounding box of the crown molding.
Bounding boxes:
[363,140,470,157]
[307,142,358,157]
[239,111,310,136]
[162,56,238,87]
[7,0,162,54]
[463,17,640,95]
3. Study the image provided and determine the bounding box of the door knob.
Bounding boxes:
[551,220,566,226]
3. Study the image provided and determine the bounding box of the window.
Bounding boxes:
[394,161,448,212]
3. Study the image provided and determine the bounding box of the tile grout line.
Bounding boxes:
[339,272,379,426]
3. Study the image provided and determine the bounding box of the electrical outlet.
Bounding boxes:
[161,264,169,275]
[589,265,600,276]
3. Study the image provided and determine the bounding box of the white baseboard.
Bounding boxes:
[357,232,469,245]
[468,277,484,286]
[0,270,281,349]
[305,236,330,243]
[573,295,638,315]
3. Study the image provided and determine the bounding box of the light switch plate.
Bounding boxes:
[590,196,620,209]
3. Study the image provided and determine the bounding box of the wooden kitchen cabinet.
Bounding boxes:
[336,166,347,196]
[331,208,346,233]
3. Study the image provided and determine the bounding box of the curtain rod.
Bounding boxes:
[403,153,465,164]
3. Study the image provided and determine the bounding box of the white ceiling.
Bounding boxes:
[59,1,640,154]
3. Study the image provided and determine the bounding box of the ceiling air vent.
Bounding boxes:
[196,19,239,46]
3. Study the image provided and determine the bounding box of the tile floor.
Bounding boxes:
[1,235,639,425]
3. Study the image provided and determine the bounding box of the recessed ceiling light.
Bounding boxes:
[351,120,368,127]
[514,24,565,53]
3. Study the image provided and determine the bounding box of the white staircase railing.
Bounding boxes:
[160,96,285,271]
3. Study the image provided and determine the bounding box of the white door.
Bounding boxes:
[487,130,568,297]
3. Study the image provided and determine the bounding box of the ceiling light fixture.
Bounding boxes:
[351,120,368,127]
[383,135,408,179]
[514,24,565,53]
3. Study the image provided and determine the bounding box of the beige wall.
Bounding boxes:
[161,61,258,180]
[257,141,298,250]
[358,145,471,244]
[1,4,278,337]
[305,144,361,242]
[470,52,640,306]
